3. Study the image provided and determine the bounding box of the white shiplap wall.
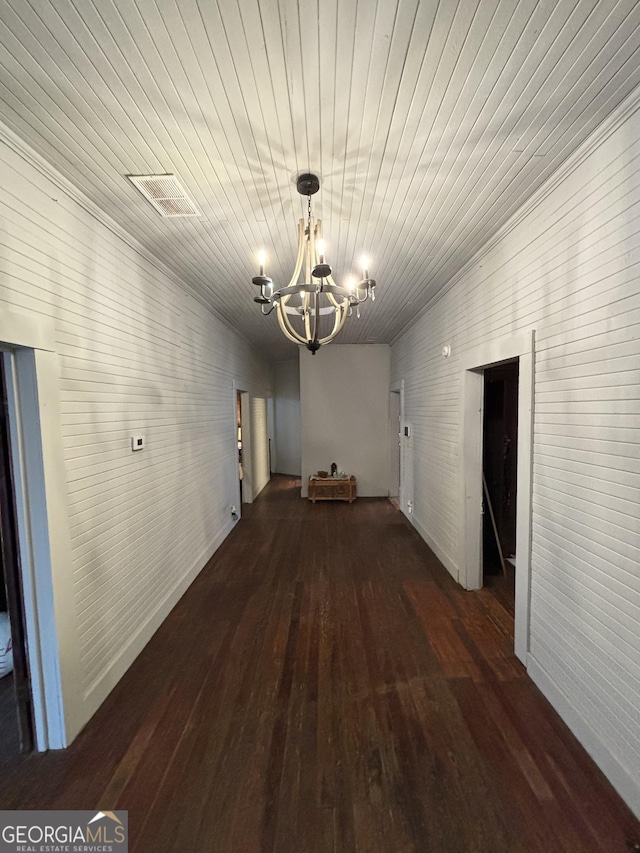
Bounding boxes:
[300,345,391,497]
[391,92,640,817]
[273,359,302,477]
[0,128,271,741]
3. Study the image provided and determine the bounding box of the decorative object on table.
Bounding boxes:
[317,470,328,478]
[330,462,337,477]
[251,173,377,353]
[308,475,357,503]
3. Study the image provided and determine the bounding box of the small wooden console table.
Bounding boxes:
[308,476,357,503]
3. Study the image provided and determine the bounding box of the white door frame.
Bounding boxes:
[233,387,254,505]
[390,380,405,509]
[267,396,275,475]
[0,307,76,749]
[460,329,535,663]
[388,389,401,499]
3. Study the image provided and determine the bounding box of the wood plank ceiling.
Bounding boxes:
[1,0,639,360]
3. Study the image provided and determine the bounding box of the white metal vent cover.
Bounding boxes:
[127,174,201,217]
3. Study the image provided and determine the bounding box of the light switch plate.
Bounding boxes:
[131,435,145,451]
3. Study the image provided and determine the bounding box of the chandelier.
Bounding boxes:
[252,173,376,353]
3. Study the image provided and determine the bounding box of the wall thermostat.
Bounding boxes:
[131,435,145,451]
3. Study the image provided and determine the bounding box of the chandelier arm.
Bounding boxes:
[324,275,352,311]
[316,269,339,310]
[321,303,344,342]
[325,290,342,310]
[303,293,313,342]
[276,283,346,297]
[286,219,306,290]
[310,223,342,312]
[333,302,351,337]
[282,295,316,347]
[310,289,320,346]
[322,274,340,309]
[318,301,349,344]
[357,284,370,303]
[276,299,306,345]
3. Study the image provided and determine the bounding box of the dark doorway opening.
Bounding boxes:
[0,358,33,758]
[389,390,401,505]
[237,391,243,504]
[482,360,519,586]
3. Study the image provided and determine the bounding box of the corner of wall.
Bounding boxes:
[527,654,640,820]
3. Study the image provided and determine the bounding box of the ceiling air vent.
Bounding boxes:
[127,174,200,217]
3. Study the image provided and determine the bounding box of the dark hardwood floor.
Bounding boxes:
[0,475,638,852]
[0,672,20,760]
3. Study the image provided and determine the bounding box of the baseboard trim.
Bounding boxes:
[408,513,460,584]
[527,653,640,820]
[71,523,234,743]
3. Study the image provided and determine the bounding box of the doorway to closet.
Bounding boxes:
[482,360,519,588]
[0,358,33,758]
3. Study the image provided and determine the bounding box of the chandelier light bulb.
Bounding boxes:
[257,250,266,276]
[317,239,326,263]
[361,255,370,279]
[346,276,356,292]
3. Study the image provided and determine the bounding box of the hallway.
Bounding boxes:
[0,476,637,852]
